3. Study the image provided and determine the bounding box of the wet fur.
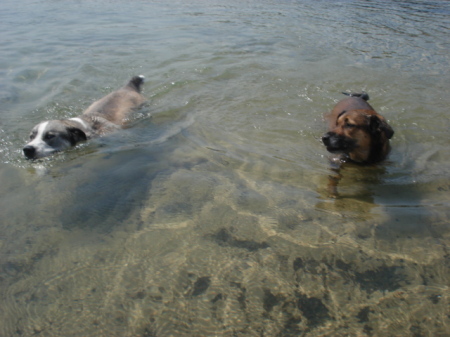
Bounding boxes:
[23,76,146,159]
[322,92,394,164]
[321,92,394,197]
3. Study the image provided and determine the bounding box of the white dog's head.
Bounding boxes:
[23,120,87,159]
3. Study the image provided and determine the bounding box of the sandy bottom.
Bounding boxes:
[1,146,449,337]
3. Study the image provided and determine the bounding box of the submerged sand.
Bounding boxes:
[1,148,448,337]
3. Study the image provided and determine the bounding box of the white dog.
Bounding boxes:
[23,75,146,159]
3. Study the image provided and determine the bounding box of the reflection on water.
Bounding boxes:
[1,0,450,336]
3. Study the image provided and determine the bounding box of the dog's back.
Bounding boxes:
[327,92,374,127]
[83,75,146,125]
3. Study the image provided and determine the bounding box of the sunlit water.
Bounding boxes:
[1,0,449,336]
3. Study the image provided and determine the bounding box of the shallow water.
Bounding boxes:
[1,0,449,336]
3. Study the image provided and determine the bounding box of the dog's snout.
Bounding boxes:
[322,133,331,146]
[23,145,36,159]
[322,132,356,153]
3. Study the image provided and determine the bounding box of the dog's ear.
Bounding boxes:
[370,115,394,139]
[67,127,87,145]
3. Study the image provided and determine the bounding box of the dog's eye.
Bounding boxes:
[29,133,36,140]
[44,133,55,140]
[345,121,356,128]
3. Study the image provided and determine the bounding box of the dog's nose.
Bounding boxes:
[23,145,36,159]
[322,133,331,146]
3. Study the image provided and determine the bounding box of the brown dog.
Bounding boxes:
[322,92,394,164]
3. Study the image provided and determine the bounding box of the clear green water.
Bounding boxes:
[0,0,449,336]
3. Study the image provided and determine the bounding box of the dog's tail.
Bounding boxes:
[127,75,145,93]
[342,91,369,101]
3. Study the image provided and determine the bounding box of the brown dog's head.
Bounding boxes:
[322,109,394,164]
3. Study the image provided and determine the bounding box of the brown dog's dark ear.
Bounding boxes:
[67,127,87,145]
[370,115,394,139]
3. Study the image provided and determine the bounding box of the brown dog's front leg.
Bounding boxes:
[327,166,342,198]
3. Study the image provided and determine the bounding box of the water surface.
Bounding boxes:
[1,0,449,336]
